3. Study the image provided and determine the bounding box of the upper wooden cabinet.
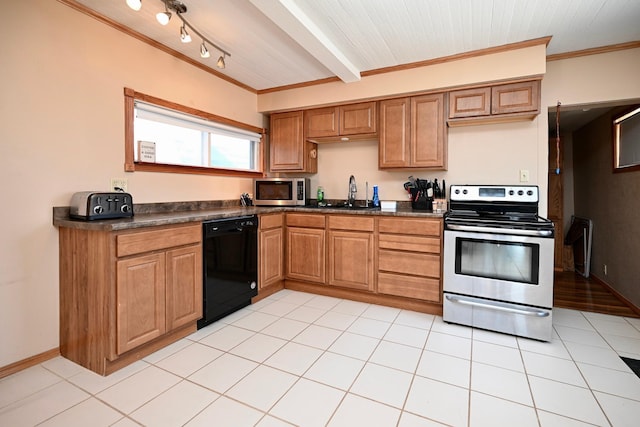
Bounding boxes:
[449,87,491,118]
[305,107,339,138]
[491,80,540,114]
[379,93,446,169]
[448,80,541,126]
[270,111,317,173]
[304,102,377,141]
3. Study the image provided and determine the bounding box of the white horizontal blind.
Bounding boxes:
[135,102,262,141]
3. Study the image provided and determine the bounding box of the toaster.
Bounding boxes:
[69,191,134,220]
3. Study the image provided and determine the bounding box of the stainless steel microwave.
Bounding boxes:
[254,178,310,206]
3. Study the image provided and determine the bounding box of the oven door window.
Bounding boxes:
[455,237,540,284]
[256,181,293,200]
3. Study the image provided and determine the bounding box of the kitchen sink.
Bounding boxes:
[305,203,380,211]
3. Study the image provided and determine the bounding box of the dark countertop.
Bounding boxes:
[53,202,443,231]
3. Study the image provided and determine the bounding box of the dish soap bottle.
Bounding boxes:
[317,186,324,206]
[372,185,380,207]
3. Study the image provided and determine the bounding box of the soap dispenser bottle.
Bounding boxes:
[372,185,380,207]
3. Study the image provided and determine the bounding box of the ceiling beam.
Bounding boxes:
[249,0,361,83]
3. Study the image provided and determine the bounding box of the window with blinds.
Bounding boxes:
[133,101,261,173]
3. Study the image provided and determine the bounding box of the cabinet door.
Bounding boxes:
[449,87,491,118]
[379,98,410,168]
[327,230,374,291]
[305,107,339,138]
[166,244,202,331]
[259,227,284,288]
[340,102,377,135]
[286,227,325,283]
[270,111,305,171]
[116,253,166,354]
[411,93,446,169]
[491,80,540,115]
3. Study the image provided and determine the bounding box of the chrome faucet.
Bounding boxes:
[348,175,357,207]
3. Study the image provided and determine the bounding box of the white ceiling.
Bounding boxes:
[74,0,640,92]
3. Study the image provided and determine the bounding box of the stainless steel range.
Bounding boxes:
[443,185,555,341]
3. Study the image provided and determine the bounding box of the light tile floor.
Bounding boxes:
[2,290,640,426]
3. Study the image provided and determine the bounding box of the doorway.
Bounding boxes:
[547,101,640,316]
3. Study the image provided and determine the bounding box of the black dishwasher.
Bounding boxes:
[198,215,258,329]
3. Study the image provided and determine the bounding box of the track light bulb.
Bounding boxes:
[180,25,191,43]
[200,42,210,58]
[156,11,171,25]
[217,55,226,69]
[126,0,142,11]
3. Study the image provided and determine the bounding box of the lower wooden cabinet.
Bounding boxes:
[286,213,326,284]
[59,223,202,375]
[116,252,166,354]
[259,213,284,288]
[377,217,442,302]
[327,216,375,291]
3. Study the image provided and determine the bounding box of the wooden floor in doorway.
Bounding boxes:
[554,270,639,318]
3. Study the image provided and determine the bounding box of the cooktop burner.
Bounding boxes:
[445,184,554,233]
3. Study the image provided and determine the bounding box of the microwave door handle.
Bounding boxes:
[445,294,550,318]
[445,224,553,238]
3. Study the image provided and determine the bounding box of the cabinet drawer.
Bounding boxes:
[260,213,284,230]
[328,215,374,231]
[117,224,201,257]
[378,217,441,237]
[378,249,440,278]
[286,213,325,228]
[378,234,440,254]
[378,272,440,302]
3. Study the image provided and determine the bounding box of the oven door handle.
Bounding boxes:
[445,224,553,238]
[445,294,550,317]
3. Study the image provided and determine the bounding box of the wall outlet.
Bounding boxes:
[110,178,128,192]
[519,169,530,182]
[604,264,608,276]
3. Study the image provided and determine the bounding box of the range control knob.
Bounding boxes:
[454,189,460,194]
[93,205,104,214]
[518,190,524,195]
[462,189,468,195]
[509,190,515,195]
[527,190,533,196]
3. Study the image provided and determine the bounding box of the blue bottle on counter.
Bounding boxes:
[372,185,380,207]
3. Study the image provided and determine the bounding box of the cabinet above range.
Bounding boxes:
[447,79,541,127]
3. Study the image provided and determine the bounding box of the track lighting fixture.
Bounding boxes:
[156,2,171,25]
[200,42,210,58]
[126,0,142,11]
[180,24,191,43]
[126,0,230,66]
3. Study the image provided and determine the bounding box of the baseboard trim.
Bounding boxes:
[590,274,640,317]
[0,348,60,380]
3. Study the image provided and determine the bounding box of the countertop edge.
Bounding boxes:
[53,205,443,231]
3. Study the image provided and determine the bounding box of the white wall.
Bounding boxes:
[0,1,261,367]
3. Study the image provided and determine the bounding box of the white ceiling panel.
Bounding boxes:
[71,0,640,91]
